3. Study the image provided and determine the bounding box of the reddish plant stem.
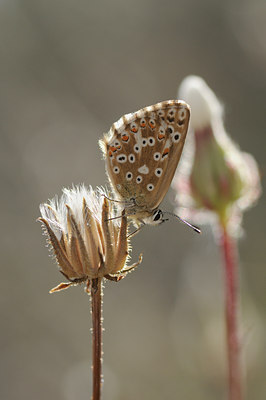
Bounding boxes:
[220,222,243,400]
[91,278,103,400]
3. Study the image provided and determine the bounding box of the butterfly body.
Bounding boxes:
[100,100,190,226]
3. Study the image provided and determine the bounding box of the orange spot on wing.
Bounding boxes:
[149,121,156,128]
[162,148,170,157]
[140,121,146,127]
[110,146,117,152]
[158,133,165,140]
[121,135,129,142]
[116,145,122,149]
[131,127,138,133]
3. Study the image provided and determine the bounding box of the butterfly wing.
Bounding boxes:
[100,100,190,212]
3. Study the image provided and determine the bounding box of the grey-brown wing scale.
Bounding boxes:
[100,100,190,212]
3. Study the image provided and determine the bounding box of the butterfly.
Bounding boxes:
[99,100,193,228]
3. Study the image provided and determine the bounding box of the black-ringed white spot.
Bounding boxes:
[128,153,136,163]
[136,175,143,184]
[178,110,185,119]
[113,166,120,174]
[142,138,148,147]
[148,137,155,146]
[134,144,140,153]
[167,126,174,134]
[126,172,133,181]
[173,132,181,143]
[155,168,163,177]
[153,152,161,161]
[168,108,175,116]
[159,126,165,134]
[147,183,154,191]
[157,109,164,117]
[117,154,127,163]
[114,140,120,147]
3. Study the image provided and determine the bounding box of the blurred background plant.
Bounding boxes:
[1,1,265,399]
[172,75,261,400]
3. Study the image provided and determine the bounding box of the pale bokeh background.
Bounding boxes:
[1,1,265,399]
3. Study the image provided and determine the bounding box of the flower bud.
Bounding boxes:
[173,76,261,230]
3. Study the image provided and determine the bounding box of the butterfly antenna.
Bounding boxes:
[101,194,124,204]
[164,211,201,234]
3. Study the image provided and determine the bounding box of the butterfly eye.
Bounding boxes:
[153,152,161,161]
[148,137,155,146]
[126,172,133,181]
[172,132,181,143]
[147,183,154,191]
[155,168,163,177]
[152,209,163,222]
[113,166,120,174]
[136,175,143,184]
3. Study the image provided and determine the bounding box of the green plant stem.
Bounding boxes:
[91,278,103,400]
[220,222,243,400]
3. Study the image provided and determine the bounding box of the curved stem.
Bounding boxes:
[91,278,103,400]
[219,222,243,400]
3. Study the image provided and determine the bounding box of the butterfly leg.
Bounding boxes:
[106,214,124,222]
[101,193,134,208]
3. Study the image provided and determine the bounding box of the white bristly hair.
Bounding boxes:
[39,185,111,241]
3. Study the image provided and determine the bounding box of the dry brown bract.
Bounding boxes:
[38,185,142,293]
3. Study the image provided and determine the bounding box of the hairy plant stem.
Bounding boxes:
[91,278,103,400]
[220,221,243,400]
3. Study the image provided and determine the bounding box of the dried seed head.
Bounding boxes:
[38,185,142,292]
